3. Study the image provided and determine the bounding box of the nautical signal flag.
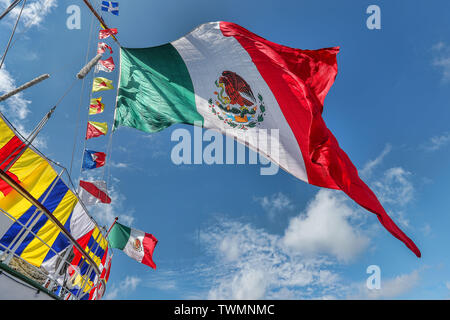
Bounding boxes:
[108,222,158,269]
[92,77,114,92]
[82,150,106,170]
[86,121,108,139]
[89,97,104,115]
[95,57,115,73]
[101,1,119,16]
[97,42,113,55]
[79,180,111,205]
[98,28,118,39]
[69,225,109,299]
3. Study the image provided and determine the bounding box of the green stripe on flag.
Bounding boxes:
[108,222,131,250]
[114,45,203,132]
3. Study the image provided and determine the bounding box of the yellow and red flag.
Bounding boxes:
[89,97,105,115]
[86,121,108,140]
[92,77,114,92]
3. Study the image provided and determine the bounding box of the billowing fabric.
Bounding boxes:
[98,28,117,40]
[96,57,115,73]
[114,21,420,257]
[69,226,109,299]
[79,180,111,205]
[89,98,105,115]
[86,121,108,139]
[0,115,55,199]
[97,42,113,55]
[82,150,106,170]
[0,113,109,274]
[109,222,158,269]
[92,77,114,92]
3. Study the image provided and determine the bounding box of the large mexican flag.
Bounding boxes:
[114,21,420,257]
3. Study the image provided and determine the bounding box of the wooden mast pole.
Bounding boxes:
[80,0,121,47]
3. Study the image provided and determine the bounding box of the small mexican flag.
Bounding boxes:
[108,222,158,269]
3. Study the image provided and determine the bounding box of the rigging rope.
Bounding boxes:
[0,0,26,69]
[76,0,118,184]
[69,14,95,177]
[0,0,22,21]
[102,62,121,187]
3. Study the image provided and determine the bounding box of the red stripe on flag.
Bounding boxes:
[98,28,118,40]
[220,21,420,257]
[0,136,25,196]
[101,57,115,71]
[92,152,106,168]
[86,122,106,139]
[79,180,111,204]
[97,42,113,55]
[141,233,158,269]
[104,258,112,282]
[71,228,94,266]
[90,99,103,113]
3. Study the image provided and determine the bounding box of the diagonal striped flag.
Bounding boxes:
[86,121,108,140]
[95,57,115,73]
[79,180,111,205]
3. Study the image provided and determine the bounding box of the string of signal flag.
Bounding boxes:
[78,6,119,206]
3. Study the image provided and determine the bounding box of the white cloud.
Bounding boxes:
[0,66,49,148]
[192,148,418,299]
[351,269,420,299]
[360,144,392,178]
[0,1,58,146]
[359,145,417,229]
[209,269,268,300]
[372,167,414,207]
[85,184,135,228]
[0,0,58,28]
[200,217,348,300]
[432,42,450,82]
[147,144,420,300]
[422,132,450,152]
[282,190,369,262]
[421,223,432,237]
[446,281,450,290]
[0,66,31,120]
[104,275,141,300]
[370,167,414,228]
[255,192,294,219]
[110,161,129,169]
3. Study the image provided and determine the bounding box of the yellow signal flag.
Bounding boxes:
[89,97,105,115]
[92,77,114,93]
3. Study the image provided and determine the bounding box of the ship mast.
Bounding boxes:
[81,0,121,47]
[0,0,116,300]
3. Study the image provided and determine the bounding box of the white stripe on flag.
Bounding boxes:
[171,22,308,182]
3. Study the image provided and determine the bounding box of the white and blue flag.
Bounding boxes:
[101,1,119,16]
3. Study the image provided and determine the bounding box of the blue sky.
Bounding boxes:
[0,0,450,299]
